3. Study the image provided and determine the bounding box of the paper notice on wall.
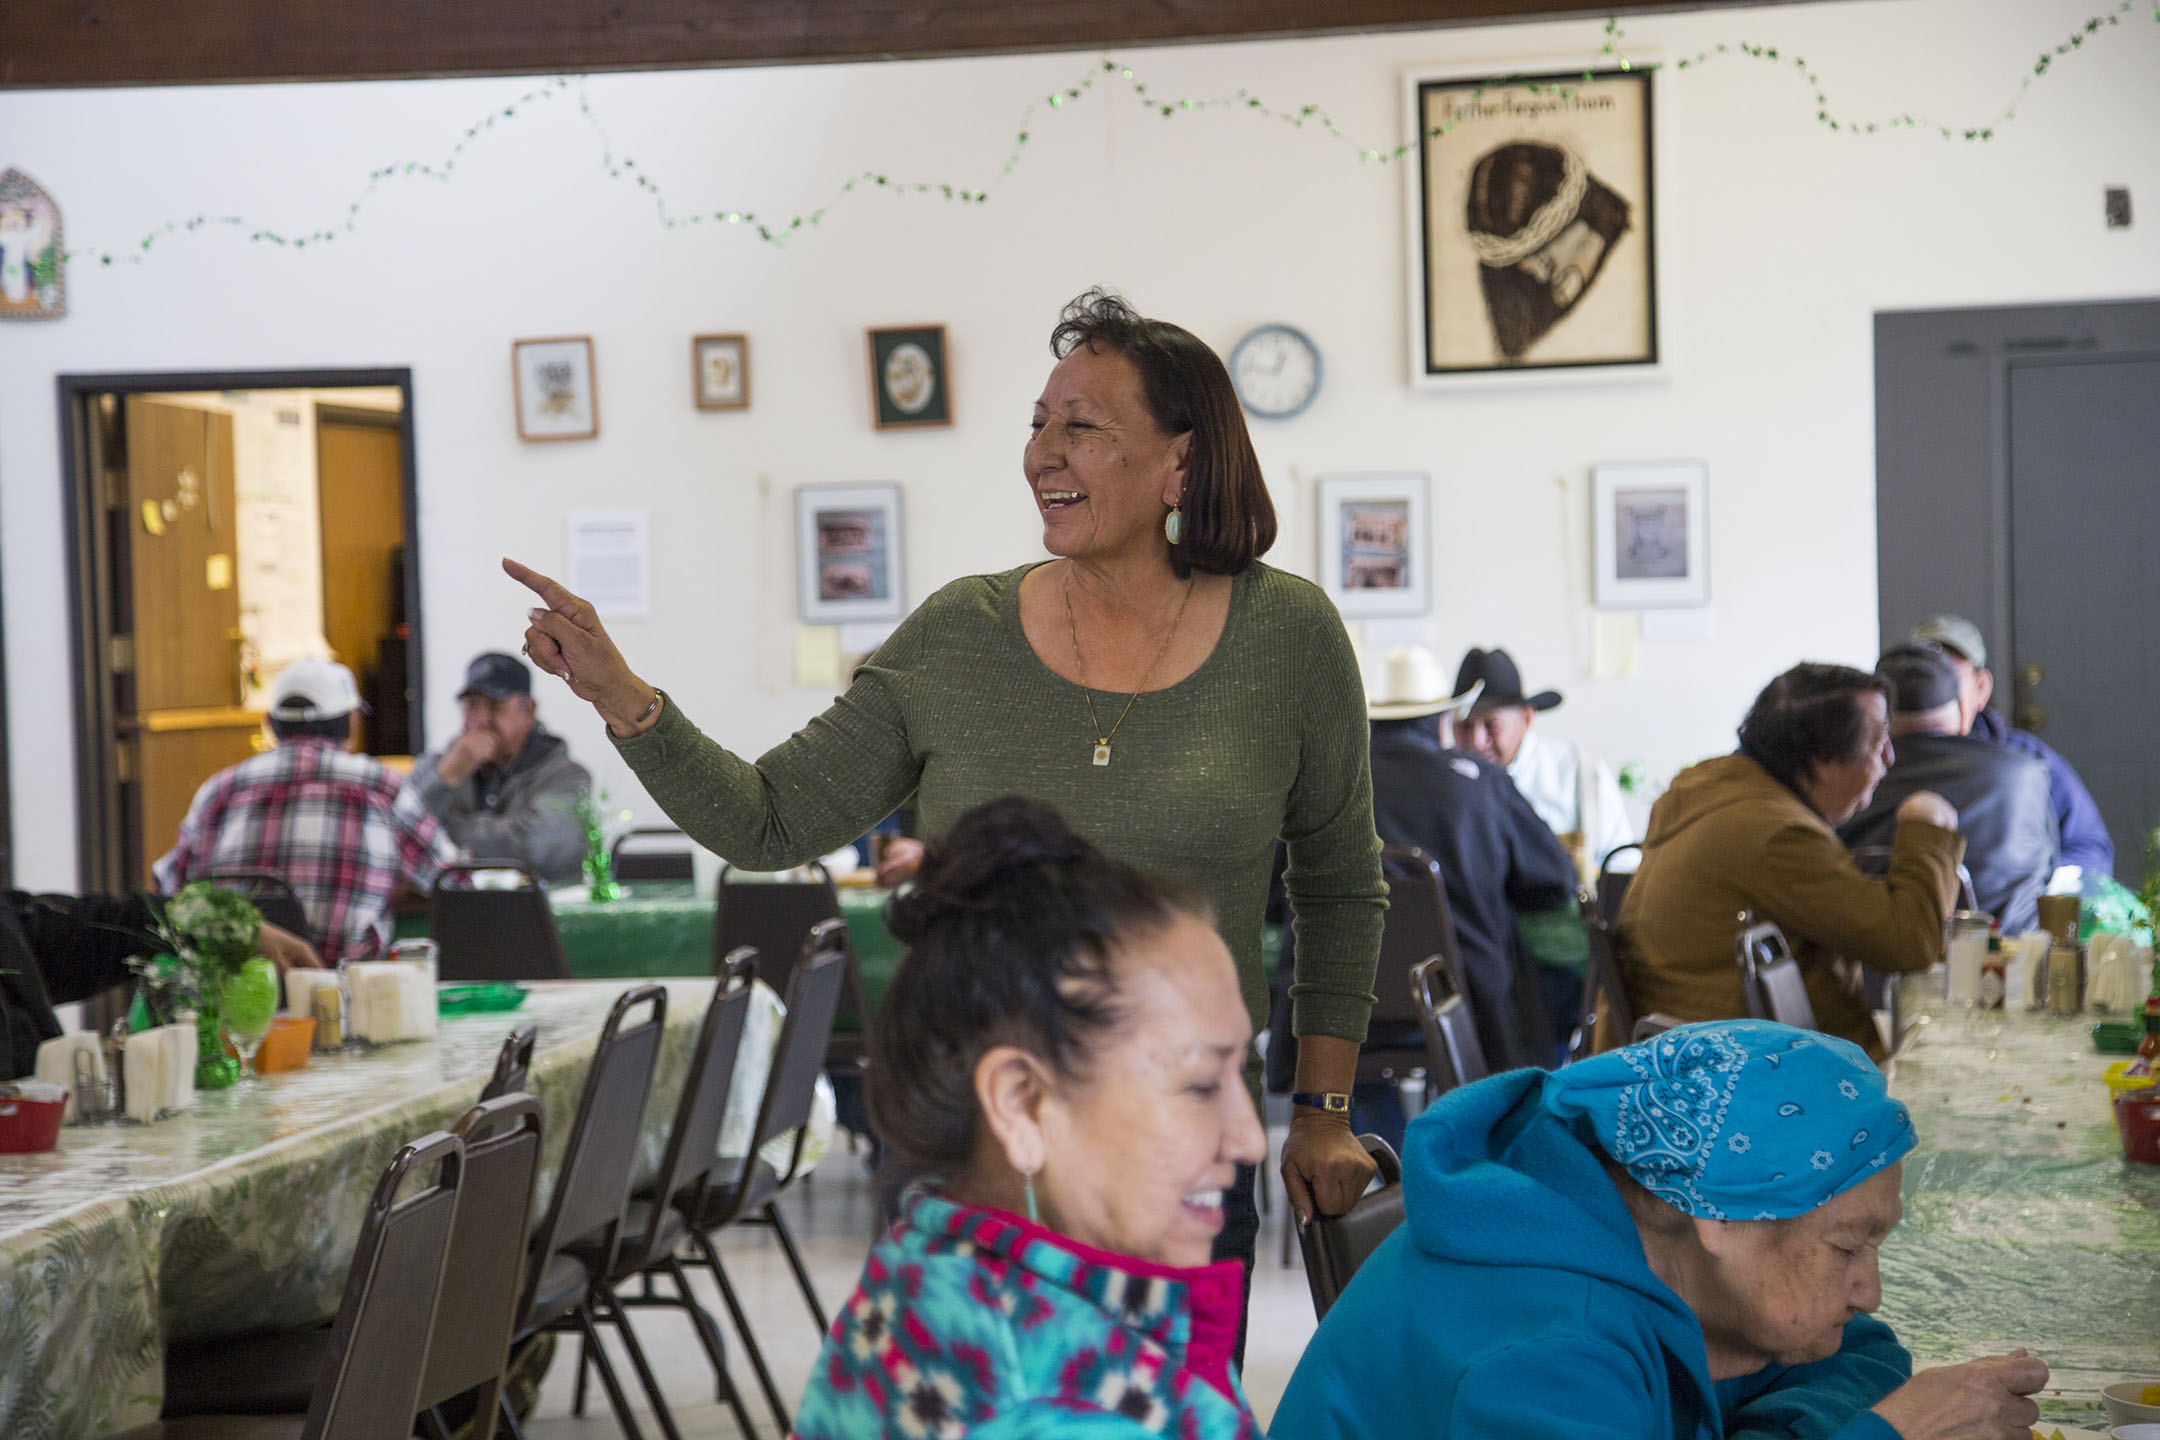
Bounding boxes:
[1590,612,1640,677]
[568,511,650,620]
[794,626,842,689]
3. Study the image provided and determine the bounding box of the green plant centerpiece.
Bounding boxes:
[576,792,631,903]
[126,882,272,1090]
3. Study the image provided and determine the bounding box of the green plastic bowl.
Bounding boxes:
[2091,1020,2144,1055]
[437,983,530,1015]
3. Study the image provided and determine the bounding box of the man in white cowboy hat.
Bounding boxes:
[1367,647,1582,1075]
[1455,647,1635,877]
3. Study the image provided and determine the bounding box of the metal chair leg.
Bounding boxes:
[572,1329,592,1417]
[600,1283,686,1440]
[668,1256,761,1440]
[693,1227,791,1434]
[765,1201,830,1333]
[496,1391,527,1440]
[573,1304,650,1440]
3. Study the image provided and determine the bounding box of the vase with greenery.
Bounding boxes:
[124,882,271,1090]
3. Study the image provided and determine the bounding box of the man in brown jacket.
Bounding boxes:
[1616,662,1963,1061]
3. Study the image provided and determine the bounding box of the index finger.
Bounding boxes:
[501,557,579,615]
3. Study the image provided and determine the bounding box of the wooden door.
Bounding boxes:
[316,413,405,754]
[118,397,256,885]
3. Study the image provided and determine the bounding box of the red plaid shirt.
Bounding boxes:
[153,740,459,965]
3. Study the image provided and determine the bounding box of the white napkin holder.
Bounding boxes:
[2086,931,2137,1014]
[347,961,438,1044]
[34,1033,104,1122]
[122,1023,197,1123]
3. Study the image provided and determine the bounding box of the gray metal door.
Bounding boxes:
[2007,356,2160,884]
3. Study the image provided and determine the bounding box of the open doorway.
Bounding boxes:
[59,368,424,892]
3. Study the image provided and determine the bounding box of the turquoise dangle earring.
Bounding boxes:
[1023,1167,1040,1224]
[1164,506,1184,545]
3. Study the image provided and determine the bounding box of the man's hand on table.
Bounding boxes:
[1895,789,1959,832]
[257,921,323,971]
[1869,1350,2048,1439]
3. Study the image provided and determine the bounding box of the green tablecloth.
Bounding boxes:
[397,881,907,1013]
[0,978,829,1440]
[1880,982,2160,1425]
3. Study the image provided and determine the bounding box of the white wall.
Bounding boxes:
[2,0,2155,888]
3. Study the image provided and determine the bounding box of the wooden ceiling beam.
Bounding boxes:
[2,0,1807,90]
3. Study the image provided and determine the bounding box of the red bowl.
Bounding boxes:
[2117,1091,2160,1165]
[0,1093,67,1154]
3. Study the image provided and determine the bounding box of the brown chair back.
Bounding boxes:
[1595,843,1643,927]
[478,1023,538,1103]
[636,953,756,1260]
[1410,955,1487,1094]
[418,1094,544,1419]
[610,827,695,883]
[1296,1134,1405,1322]
[1570,887,1637,1063]
[1736,917,1817,1030]
[202,867,315,946]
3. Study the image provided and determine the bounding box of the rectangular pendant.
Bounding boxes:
[1093,743,1112,767]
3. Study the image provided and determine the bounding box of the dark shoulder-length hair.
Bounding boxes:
[867,795,1207,1184]
[1048,288,1277,580]
[1736,662,1892,794]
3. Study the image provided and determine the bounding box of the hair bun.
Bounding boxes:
[886,796,1092,944]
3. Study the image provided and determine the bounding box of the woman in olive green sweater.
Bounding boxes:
[509,290,1386,1279]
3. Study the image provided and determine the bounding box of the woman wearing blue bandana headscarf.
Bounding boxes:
[1275,1021,2049,1440]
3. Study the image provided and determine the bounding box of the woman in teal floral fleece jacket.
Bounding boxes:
[791,797,1268,1439]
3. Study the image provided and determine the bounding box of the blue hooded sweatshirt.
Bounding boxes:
[1271,1069,1911,1440]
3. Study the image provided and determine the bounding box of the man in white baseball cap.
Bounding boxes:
[156,657,457,965]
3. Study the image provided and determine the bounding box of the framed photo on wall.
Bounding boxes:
[1405,66,1660,387]
[1317,473,1430,619]
[512,336,598,441]
[797,483,906,623]
[867,325,952,429]
[692,333,750,411]
[1593,460,1707,608]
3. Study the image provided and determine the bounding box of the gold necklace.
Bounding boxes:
[1063,570,1196,767]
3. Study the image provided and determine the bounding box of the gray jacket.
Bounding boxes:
[410,727,591,885]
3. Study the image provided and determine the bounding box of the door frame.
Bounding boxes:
[1873,297,2160,676]
[56,368,425,893]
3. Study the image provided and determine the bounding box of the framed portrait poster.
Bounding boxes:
[867,325,952,429]
[512,336,599,441]
[0,169,65,318]
[1317,473,1431,619]
[797,483,906,623]
[1405,67,1660,387]
[1592,461,1707,608]
[692,333,750,410]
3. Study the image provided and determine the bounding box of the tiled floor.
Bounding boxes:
[525,1130,1320,1438]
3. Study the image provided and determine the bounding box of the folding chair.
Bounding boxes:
[136,1131,466,1440]
[1595,843,1643,928]
[676,944,848,1434]
[610,827,695,883]
[504,985,672,1440]
[1736,916,1818,1031]
[1360,847,1466,1094]
[574,953,761,1439]
[1631,1014,1682,1041]
[432,862,571,982]
[1409,955,1487,1095]
[1295,1134,1404,1322]
[1569,888,1637,1063]
[478,1023,538,1103]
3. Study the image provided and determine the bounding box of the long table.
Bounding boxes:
[0,978,825,1440]
[1879,984,2160,1426]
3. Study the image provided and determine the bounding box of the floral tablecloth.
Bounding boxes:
[1879,985,2160,1425]
[0,978,830,1440]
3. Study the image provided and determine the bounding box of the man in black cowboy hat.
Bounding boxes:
[1454,647,1635,875]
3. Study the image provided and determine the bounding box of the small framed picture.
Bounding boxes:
[797,483,906,623]
[1317,473,1431,619]
[512,336,598,441]
[692,333,750,411]
[1593,461,1708,608]
[867,325,952,429]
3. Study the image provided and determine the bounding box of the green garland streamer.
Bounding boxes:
[65,2,2158,266]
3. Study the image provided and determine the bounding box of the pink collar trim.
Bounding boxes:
[961,1202,1246,1401]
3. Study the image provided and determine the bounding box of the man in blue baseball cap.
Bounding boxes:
[410,650,592,884]
[1276,1020,2049,1439]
